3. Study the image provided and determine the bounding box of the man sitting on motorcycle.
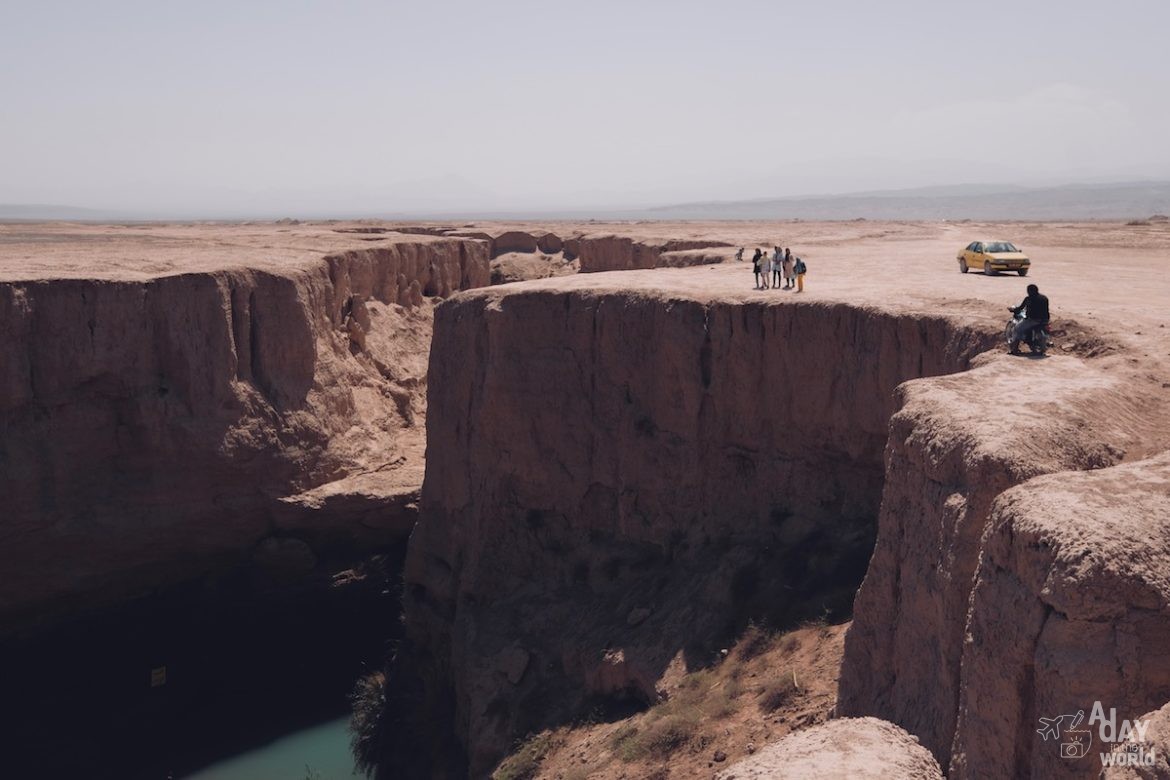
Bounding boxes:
[1010,283,1050,355]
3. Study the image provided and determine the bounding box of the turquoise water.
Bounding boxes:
[184,716,362,780]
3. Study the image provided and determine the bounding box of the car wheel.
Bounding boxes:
[1018,268,1028,276]
[959,258,968,273]
[984,261,993,275]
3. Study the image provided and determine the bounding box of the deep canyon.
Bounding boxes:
[2,220,1170,779]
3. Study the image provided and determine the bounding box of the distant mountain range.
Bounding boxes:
[644,181,1170,221]
[4,180,1170,222]
[0,203,119,220]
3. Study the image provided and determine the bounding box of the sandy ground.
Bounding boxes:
[5,220,1167,345]
[0,221,459,280]
[493,219,1170,362]
[4,219,1167,330]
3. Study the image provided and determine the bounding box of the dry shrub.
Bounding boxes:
[799,610,833,638]
[697,686,737,721]
[642,714,699,758]
[612,705,701,761]
[758,670,801,713]
[676,669,708,691]
[611,723,642,760]
[349,671,387,776]
[734,621,774,661]
[492,731,558,780]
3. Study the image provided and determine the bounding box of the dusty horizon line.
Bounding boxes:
[3,177,1170,222]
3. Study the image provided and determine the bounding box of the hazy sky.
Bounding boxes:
[3,0,1169,215]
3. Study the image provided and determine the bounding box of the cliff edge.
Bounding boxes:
[0,223,489,632]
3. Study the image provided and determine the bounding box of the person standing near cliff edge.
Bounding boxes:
[794,256,807,292]
[782,248,795,289]
[752,248,767,289]
[771,246,783,289]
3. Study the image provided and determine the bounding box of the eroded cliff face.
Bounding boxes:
[398,276,1170,779]
[340,228,733,282]
[952,452,1170,779]
[402,286,999,775]
[575,236,733,272]
[837,355,1132,767]
[0,238,488,632]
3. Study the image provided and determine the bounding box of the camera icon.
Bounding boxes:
[1059,730,1093,759]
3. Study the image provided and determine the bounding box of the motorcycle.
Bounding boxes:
[1005,308,1051,355]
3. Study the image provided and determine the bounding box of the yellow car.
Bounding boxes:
[957,241,1031,276]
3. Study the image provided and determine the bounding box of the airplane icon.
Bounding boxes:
[1037,710,1085,741]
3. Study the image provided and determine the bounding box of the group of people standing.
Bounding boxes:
[735,246,806,292]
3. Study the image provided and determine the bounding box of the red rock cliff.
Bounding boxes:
[576,235,732,272]
[403,283,998,774]
[835,341,1170,779]
[952,451,1170,779]
[0,236,488,632]
[837,355,1132,766]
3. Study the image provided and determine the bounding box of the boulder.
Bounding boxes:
[716,717,944,780]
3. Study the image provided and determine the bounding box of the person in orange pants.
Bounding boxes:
[794,256,807,292]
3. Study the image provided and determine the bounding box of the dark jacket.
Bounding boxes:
[1014,292,1050,322]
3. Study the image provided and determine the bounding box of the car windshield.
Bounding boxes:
[985,242,1018,253]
